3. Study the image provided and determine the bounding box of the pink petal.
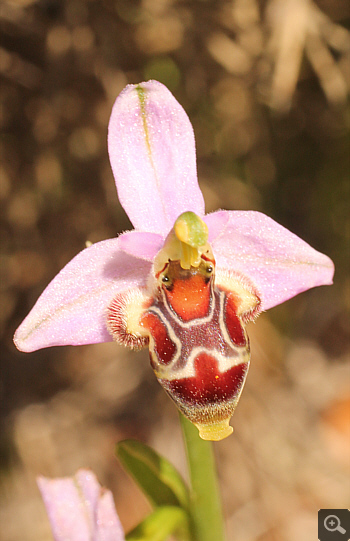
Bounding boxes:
[37,469,124,541]
[38,476,92,541]
[97,490,125,541]
[14,239,151,352]
[210,210,334,310]
[118,230,164,260]
[108,80,205,235]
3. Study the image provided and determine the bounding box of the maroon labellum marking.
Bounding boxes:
[142,285,248,375]
[162,356,248,406]
[224,293,247,347]
[141,312,176,367]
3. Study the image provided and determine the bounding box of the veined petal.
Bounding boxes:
[14,239,151,352]
[108,80,205,235]
[119,230,164,260]
[37,469,124,541]
[210,210,334,310]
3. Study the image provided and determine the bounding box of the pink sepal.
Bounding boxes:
[14,238,151,352]
[208,210,334,310]
[108,80,205,235]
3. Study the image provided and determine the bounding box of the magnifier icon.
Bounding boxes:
[324,515,346,534]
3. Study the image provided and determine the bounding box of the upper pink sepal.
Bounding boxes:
[37,469,125,541]
[14,238,151,352]
[119,230,164,260]
[209,210,334,310]
[108,80,205,235]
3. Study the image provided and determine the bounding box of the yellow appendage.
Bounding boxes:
[195,419,233,441]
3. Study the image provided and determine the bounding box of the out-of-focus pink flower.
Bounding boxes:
[37,469,125,541]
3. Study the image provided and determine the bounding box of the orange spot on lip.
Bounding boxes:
[165,274,211,321]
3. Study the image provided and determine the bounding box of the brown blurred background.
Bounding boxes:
[1,0,349,540]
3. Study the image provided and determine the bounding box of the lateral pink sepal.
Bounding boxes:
[14,238,151,352]
[208,210,334,310]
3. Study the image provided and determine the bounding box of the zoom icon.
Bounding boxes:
[319,509,350,540]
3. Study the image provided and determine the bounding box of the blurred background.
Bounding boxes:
[1,0,349,539]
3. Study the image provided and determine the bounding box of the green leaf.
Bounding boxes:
[126,506,190,541]
[116,439,189,510]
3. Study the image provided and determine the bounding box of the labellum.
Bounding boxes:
[108,212,260,440]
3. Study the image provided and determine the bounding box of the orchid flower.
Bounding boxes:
[37,469,125,541]
[14,80,334,440]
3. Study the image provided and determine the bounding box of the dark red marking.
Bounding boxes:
[163,354,248,405]
[224,293,246,346]
[141,312,176,366]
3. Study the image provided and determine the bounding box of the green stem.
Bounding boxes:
[180,414,226,541]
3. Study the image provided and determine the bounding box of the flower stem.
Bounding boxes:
[180,414,226,541]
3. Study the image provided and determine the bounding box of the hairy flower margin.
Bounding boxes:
[38,469,125,541]
[14,80,334,438]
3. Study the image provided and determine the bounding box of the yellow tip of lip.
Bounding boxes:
[195,419,233,441]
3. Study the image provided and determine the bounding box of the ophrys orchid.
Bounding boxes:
[14,81,334,440]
